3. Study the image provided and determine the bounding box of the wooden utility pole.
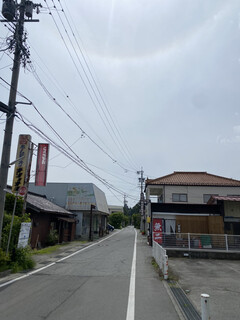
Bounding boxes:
[0,0,41,247]
[0,0,26,247]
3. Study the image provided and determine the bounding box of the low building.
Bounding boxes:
[108,205,124,214]
[26,192,76,248]
[6,187,76,248]
[29,183,109,239]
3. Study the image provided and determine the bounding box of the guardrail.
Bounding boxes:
[152,240,168,279]
[160,233,240,252]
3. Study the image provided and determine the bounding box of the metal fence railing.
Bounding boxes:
[159,233,240,252]
[152,240,168,279]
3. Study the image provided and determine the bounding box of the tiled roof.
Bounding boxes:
[27,193,73,215]
[6,187,74,216]
[208,195,240,204]
[146,172,240,186]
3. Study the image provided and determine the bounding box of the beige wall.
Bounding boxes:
[163,186,240,204]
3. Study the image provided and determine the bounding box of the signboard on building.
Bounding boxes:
[153,218,163,244]
[12,135,31,193]
[66,186,95,210]
[17,222,31,248]
[35,143,49,186]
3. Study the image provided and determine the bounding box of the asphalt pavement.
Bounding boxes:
[0,227,180,320]
[1,229,239,319]
[169,257,240,320]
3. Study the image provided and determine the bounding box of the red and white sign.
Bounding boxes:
[18,186,27,196]
[35,143,49,186]
[153,218,163,244]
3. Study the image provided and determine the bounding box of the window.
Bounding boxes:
[203,194,218,203]
[172,193,187,202]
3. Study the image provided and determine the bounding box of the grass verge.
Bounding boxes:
[31,240,89,255]
[31,244,63,255]
[151,257,179,281]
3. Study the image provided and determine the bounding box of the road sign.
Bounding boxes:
[18,186,27,196]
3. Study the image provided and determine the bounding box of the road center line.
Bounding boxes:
[126,228,137,320]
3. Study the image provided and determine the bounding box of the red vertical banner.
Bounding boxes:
[153,218,163,244]
[35,144,49,186]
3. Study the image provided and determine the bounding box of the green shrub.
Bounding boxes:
[132,213,141,229]
[109,212,125,229]
[45,229,59,246]
[4,193,24,216]
[0,249,10,272]
[10,247,35,272]
[1,213,31,252]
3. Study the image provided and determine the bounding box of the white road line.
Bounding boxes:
[126,228,137,320]
[0,230,122,289]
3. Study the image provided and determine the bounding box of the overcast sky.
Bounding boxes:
[1,0,240,207]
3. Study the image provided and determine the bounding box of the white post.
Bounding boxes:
[225,234,229,251]
[201,294,210,320]
[164,254,168,280]
[188,233,191,250]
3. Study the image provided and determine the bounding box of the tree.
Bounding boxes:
[132,213,141,229]
[109,212,125,229]
[4,193,23,216]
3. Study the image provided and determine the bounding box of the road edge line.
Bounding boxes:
[126,228,137,320]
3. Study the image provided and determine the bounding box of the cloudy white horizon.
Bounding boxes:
[1,0,240,207]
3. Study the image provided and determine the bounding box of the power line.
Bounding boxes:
[0,75,141,202]
[15,110,138,201]
[44,0,138,170]
[27,64,131,171]
[58,0,139,170]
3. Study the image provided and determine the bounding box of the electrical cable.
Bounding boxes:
[15,110,138,201]
[58,0,139,170]
[45,0,138,170]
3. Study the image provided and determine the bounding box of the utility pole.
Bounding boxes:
[138,168,145,233]
[89,204,96,241]
[123,194,128,215]
[0,0,41,247]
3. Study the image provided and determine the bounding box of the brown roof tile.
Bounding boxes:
[208,195,240,204]
[146,171,240,186]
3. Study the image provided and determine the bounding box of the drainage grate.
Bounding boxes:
[168,281,201,320]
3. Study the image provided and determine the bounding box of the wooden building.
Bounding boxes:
[26,192,76,248]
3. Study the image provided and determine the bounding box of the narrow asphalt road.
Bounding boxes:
[0,227,179,320]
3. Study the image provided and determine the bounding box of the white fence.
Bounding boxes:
[160,232,240,252]
[152,240,168,279]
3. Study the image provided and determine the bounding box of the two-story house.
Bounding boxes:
[145,172,240,239]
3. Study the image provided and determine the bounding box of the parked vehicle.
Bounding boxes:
[107,224,114,231]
